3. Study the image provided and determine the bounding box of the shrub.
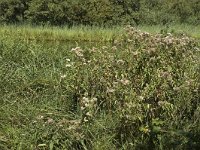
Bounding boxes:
[58,26,200,149]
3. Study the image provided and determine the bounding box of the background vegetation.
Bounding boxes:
[0,0,199,26]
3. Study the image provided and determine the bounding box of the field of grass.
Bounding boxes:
[0,25,123,42]
[138,24,200,39]
[0,24,199,43]
[0,25,200,149]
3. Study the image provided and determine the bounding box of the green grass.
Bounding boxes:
[0,24,199,43]
[0,25,200,149]
[0,25,123,42]
[138,24,200,39]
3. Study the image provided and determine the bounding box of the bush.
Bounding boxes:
[58,26,200,149]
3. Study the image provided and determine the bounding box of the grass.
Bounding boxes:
[0,25,123,42]
[138,24,200,39]
[0,24,199,43]
[0,25,200,149]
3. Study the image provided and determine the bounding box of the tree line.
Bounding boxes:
[0,0,199,26]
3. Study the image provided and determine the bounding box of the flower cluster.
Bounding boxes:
[71,47,83,57]
[80,96,97,123]
[59,25,199,148]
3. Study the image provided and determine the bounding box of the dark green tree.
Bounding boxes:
[0,0,30,23]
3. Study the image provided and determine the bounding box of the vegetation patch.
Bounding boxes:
[0,0,199,26]
[0,26,199,149]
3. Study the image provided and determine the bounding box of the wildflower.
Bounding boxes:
[186,80,194,86]
[143,128,150,133]
[60,74,66,78]
[127,39,133,42]
[128,31,134,36]
[76,51,84,57]
[36,115,44,120]
[138,96,144,100]
[112,46,117,51]
[71,47,83,57]
[68,126,75,131]
[46,118,54,124]
[86,112,92,117]
[81,106,85,110]
[160,71,171,78]
[107,88,115,93]
[117,59,125,65]
[84,92,88,96]
[65,64,72,67]
[173,87,180,91]
[120,79,130,85]
[167,33,172,37]
[133,51,139,56]
[32,120,37,124]
[148,48,156,54]
[114,40,119,44]
[84,103,90,107]
[141,32,150,37]
[125,115,130,119]
[83,97,89,103]
[91,97,97,103]
[83,117,88,122]
[91,47,98,52]
[66,58,71,62]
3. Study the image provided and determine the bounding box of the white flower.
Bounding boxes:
[112,46,117,50]
[127,39,133,42]
[83,97,89,103]
[83,117,88,122]
[107,88,115,93]
[86,112,92,117]
[92,97,97,102]
[138,96,144,100]
[65,64,72,67]
[84,103,90,107]
[61,74,66,78]
[81,106,85,110]
[117,59,125,65]
[47,118,54,124]
[120,79,130,85]
[71,47,83,57]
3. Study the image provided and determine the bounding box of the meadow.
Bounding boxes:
[0,25,200,149]
[0,24,200,42]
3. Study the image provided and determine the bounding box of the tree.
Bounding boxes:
[0,0,30,23]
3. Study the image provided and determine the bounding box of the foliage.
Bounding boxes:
[0,0,30,23]
[0,26,199,149]
[0,0,199,26]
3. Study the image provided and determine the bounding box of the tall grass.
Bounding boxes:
[0,25,123,42]
[0,25,199,149]
[138,24,200,39]
[0,24,199,43]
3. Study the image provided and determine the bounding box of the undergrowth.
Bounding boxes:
[0,26,199,149]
